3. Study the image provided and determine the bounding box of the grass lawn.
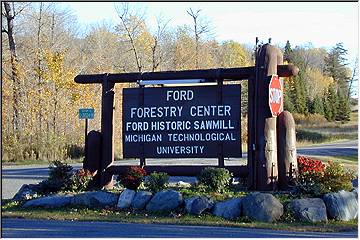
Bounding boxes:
[1,200,357,233]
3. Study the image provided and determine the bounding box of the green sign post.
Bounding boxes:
[79,108,94,162]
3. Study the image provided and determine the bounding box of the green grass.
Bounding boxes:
[1,200,357,233]
[313,155,358,171]
[296,129,357,145]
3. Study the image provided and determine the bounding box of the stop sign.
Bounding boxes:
[269,74,283,117]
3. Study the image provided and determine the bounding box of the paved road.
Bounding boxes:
[2,140,357,199]
[1,218,357,238]
[297,140,358,157]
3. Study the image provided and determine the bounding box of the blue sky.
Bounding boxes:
[61,2,358,63]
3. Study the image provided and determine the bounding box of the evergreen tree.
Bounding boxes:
[324,43,350,93]
[323,93,333,121]
[310,96,324,115]
[325,84,338,121]
[335,89,351,122]
[293,73,308,114]
[284,93,295,112]
[284,40,293,63]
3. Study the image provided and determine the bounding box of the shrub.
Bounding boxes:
[295,156,325,196]
[67,168,93,192]
[197,167,232,193]
[295,156,355,196]
[297,156,325,173]
[66,144,84,159]
[118,166,147,190]
[145,172,169,192]
[321,161,355,193]
[39,160,73,194]
[296,130,328,143]
[293,113,327,126]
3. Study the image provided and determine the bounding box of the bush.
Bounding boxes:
[67,168,93,192]
[145,172,169,192]
[295,156,325,196]
[118,166,147,190]
[197,167,233,193]
[66,144,84,159]
[321,161,355,193]
[39,160,73,194]
[295,156,355,196]
[293,113,328,126]
[296,130,328,143]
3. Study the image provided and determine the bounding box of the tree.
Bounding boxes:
[335,89,351,122]
[309,96,324,115]
[115,3,146,72]
[150,15,171,72]
[219,40,252,67]
[348,57,358,98]
[293,73,308,114]
[2,2,28,133]
[173,26,196,70]
[324,84,338,121]
[324,42,350,93]
[187,8,211,69]
[284,40,292,63]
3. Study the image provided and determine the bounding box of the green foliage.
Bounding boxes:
[324,42,350,92]
[321,161,355,193]
[197,167,233,193]
[296,130,328,143]
[295,156,356,196]
[144,172,169,192]
[282,41,352,124]
[309,96,324,115]
[284,40,293,63]
[66,144,84,159]
[67,168,93,192]
[39,160,73,194]
[280,207,296,223]
[295,156,325,196]
[335,90,351,122]
[327,84,339,121]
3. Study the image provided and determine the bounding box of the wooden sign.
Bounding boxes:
[122,85,241,158]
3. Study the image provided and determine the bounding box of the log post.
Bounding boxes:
[277,111,297,189]
[250,44,283,190]
[100,74,115,188]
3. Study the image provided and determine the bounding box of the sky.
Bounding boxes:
[61,1,359,64]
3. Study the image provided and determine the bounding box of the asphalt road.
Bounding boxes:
[2,140,358,199]
[297,140,358,157]
[1,218,358,238]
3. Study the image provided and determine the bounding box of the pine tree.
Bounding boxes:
[325,43,350,94]
[335,89,351,122]
[324,84,338,121]
[284,40,293,63]
[293,74,308,114]
[284,93,295,112]
[323,93,333,121]
[310,96,324,115]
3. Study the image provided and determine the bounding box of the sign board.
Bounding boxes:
[269,75,283,117]
[122,85,241,158]
[79,108,94,119]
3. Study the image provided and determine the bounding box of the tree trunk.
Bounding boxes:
[3,2,20,133]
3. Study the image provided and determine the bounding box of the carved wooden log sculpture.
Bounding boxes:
[277,111,297,190]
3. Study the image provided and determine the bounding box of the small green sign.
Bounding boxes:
[79,108,94,119]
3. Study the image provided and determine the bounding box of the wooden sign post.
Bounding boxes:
[74,44,299,190]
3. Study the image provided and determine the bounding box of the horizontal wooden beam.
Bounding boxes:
[74,65,298,84]
[107,165,249,178]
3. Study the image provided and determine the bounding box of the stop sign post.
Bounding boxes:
[269,74,283,117]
